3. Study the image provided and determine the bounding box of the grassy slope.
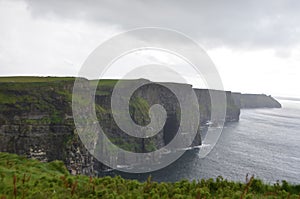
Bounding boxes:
[0,77,75,126]
[0,152,299,199]
[0,76,76,82]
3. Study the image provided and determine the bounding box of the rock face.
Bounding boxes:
[0,77,240,175]
[232,93,281,109]
[0,79,94,175]
[194,89,240,123]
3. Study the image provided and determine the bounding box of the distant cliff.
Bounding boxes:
[0,77,240,174]
[232,93,281,109]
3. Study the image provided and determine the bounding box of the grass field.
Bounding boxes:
[0,76,76,82]
[0,152,299,199]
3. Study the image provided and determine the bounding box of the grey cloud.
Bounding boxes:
[24,0,300,51]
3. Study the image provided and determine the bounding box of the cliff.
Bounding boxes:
[232,93,281,109]
[0,77,240,174]
[0,77,95,175]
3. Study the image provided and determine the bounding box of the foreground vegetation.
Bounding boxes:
[0,153,299,198]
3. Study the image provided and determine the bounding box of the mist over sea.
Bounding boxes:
[102,99,300,184]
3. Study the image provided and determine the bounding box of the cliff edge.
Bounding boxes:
[232,93,281,109]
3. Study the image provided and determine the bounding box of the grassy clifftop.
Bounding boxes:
[0,76,75,82]
[0,152,300,198]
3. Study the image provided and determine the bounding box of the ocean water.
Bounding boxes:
[103,99,300,184]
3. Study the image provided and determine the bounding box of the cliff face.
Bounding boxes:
[0,79,94,175]
[95,81,240,151]
[193,89,240,123]
[0,77,240,174]
[232,93,281,109]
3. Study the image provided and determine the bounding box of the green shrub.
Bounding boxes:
[0,152,300,198]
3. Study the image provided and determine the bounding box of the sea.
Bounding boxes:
[101,99,300,184]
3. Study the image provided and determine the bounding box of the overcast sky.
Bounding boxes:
[1,0,300,97]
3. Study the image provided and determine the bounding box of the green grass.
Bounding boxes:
[0,76,75,82]
[90,79,118,86]
[0,152,300,198]
[129,97,150,126]
[0,77,75,124]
